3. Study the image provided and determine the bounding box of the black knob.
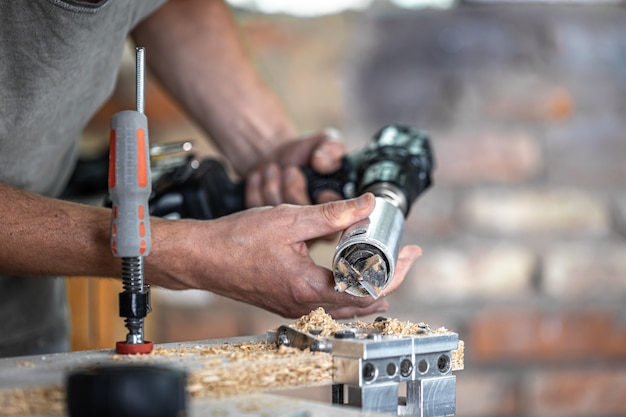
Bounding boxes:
[66,365,187,417]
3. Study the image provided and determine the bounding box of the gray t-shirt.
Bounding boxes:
[0,0,165,357]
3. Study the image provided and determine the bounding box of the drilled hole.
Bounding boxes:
[400,359,413,377]
[418,359,429,374]
[363,363,377,382]
[437,354,451,374]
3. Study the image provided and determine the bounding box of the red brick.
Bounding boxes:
[405,245,535,301]
[435,131,542,185]
[405,187,459,237]
[544,242,626,299]
[467,308,626,364]
[546,123,626,187]
[481,79,575,123]
[461,188,609,235]
[525,369,626,417]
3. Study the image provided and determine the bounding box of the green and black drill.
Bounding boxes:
[149,124,435,299]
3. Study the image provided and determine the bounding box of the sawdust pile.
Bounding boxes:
[146,341,333,399]
[294,307,452,337]
[293,308,463,371]
[453,340,465,371]
[0,386,65,417]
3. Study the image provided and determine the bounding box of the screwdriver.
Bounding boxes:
[108,47,153,354]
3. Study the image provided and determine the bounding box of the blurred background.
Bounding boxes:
[66,1,626,416]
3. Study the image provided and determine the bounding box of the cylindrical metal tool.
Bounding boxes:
[333,196,405,298]
[108,47,153,354]
[332,125,434,298]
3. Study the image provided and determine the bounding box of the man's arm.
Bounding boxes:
[131,0,346,207]
[0,181,419,317]
[132,0,295,177]
[0,182,119,278]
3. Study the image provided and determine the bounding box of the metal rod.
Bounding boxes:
[136,47,145,114]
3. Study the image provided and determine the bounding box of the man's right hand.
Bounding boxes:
[147,193,422,319]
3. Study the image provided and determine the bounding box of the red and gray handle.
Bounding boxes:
[108,110,152,258]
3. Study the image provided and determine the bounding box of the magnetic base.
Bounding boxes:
[115,341,154,354]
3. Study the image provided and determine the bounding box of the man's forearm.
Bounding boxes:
[132,0,297,177]
[0,182,195,290]
[0,182,121,278]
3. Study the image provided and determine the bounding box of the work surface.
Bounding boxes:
[0,336,366,417]
[0,310,464,417]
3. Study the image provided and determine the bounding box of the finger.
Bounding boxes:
[245,170,263,208]
[380,245,422,296]
[327,299,389,319]
[281,132,329,165]
[294,193,375,242]
[282,165,310,205]
[262,163,282,206]
[312,139,346,174]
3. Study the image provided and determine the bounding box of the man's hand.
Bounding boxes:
[245,129,345,208]
[147,193,422,319]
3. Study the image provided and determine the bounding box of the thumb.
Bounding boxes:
[296,193,375,242]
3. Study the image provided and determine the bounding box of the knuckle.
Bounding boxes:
[291,285,312,314]
[290,282,312,306]
[320,201,343,225]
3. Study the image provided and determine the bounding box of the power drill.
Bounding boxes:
[149,124,434,298]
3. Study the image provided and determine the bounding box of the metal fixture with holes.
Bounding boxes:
[273,321,460,416]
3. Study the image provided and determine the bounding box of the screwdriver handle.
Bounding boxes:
[109,110,152,257]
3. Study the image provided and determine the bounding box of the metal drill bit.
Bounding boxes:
[334,248,388,299]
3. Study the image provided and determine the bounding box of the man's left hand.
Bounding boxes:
[245,129,345,207]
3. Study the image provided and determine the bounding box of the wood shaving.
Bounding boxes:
[294,307,453,337]
[293,308,463,371]
[294,307,348,336]
[0,386,65,417]
[452,340,465,371]
[187,349,332,399]
[116,341,334,400]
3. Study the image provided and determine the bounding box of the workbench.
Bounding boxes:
[0,336,387,417]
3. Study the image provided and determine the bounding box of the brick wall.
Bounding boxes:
[342,5,626,417]
[103,4,626,417]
